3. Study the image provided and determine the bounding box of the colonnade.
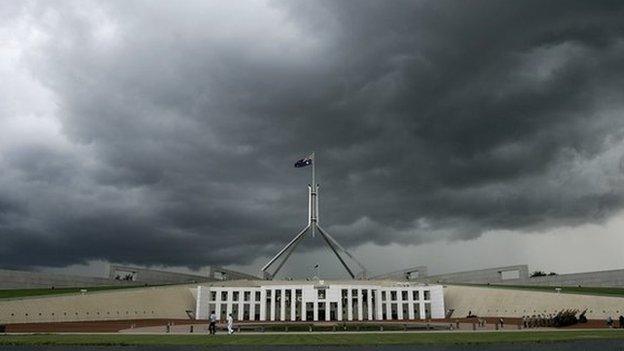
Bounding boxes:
[197,284,437,321]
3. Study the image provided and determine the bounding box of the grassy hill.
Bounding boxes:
[0,285,149,299]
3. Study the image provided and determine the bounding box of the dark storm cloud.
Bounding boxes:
[2,0,624,270]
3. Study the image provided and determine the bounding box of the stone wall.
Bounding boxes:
[0,285,196,324]
[444,284,624,319]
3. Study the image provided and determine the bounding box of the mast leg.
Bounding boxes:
[316,224,356,278]
[317,224,367,277]
[269,231,308,278]
[261,225,310,276]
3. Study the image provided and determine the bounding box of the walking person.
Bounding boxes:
[227,313,234,334]
[208,311,217,335]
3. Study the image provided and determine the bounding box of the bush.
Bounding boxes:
[552,309,579,327]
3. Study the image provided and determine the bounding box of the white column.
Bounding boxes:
[270,289,276,321]
[238,301,244,321]
[386,298,392,320]
[337,291,343,321]
[419,290,425,320]
[376,290,383,320]
[408,289,415,320]
[429,285,445,319]
[325,302,330,321]
[250,301,255,321]
[302,300,307,321]
[290,289,296,321]
[280,289,286,321]
[347,289,353,321]
[196,287,204,319]
[397,290,403,320]
[357,289,363,321]
[367,289,373,320]
[313,302,319,321]
[259,290,266,321]
[224,290,231,318]
[215,290,222,321]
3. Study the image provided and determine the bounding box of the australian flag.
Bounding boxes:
[294,153,313,168]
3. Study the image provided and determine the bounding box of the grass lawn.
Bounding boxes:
[460,284,624,298]
[0,285,153,299]
[1,330,624,346]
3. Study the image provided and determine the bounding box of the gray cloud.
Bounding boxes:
[2,0,624,272]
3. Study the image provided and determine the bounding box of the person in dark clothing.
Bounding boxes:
[208,311,217,335]
[619,315,624,329]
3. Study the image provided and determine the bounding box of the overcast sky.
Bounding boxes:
[2,1,624,279]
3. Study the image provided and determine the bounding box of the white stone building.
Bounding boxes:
[196,280,445,322]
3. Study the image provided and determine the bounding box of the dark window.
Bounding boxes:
[318,289,326,299]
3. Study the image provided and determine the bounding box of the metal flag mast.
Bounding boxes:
[261,153,367,280]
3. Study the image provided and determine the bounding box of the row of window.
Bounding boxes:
[207,288,431,302]
[8,311,156,317]
[209,290,305,302]
[380,290,430,301]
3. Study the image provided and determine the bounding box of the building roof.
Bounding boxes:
[198,279,436,288]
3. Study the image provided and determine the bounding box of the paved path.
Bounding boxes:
[118,321,523,333]
[8,327,617,335]
[2,340,624,350]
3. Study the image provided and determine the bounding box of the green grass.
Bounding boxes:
[0,285,152,299]
[1,330,624,346]
[460,284,624,298]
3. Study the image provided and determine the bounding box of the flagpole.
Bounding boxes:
[311,152,316,237]
[261,152,367,280]
[312,152,315,193]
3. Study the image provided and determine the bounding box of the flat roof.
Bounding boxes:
[199,279,436,288]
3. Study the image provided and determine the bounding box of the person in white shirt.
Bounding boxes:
[227,313,234,334]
